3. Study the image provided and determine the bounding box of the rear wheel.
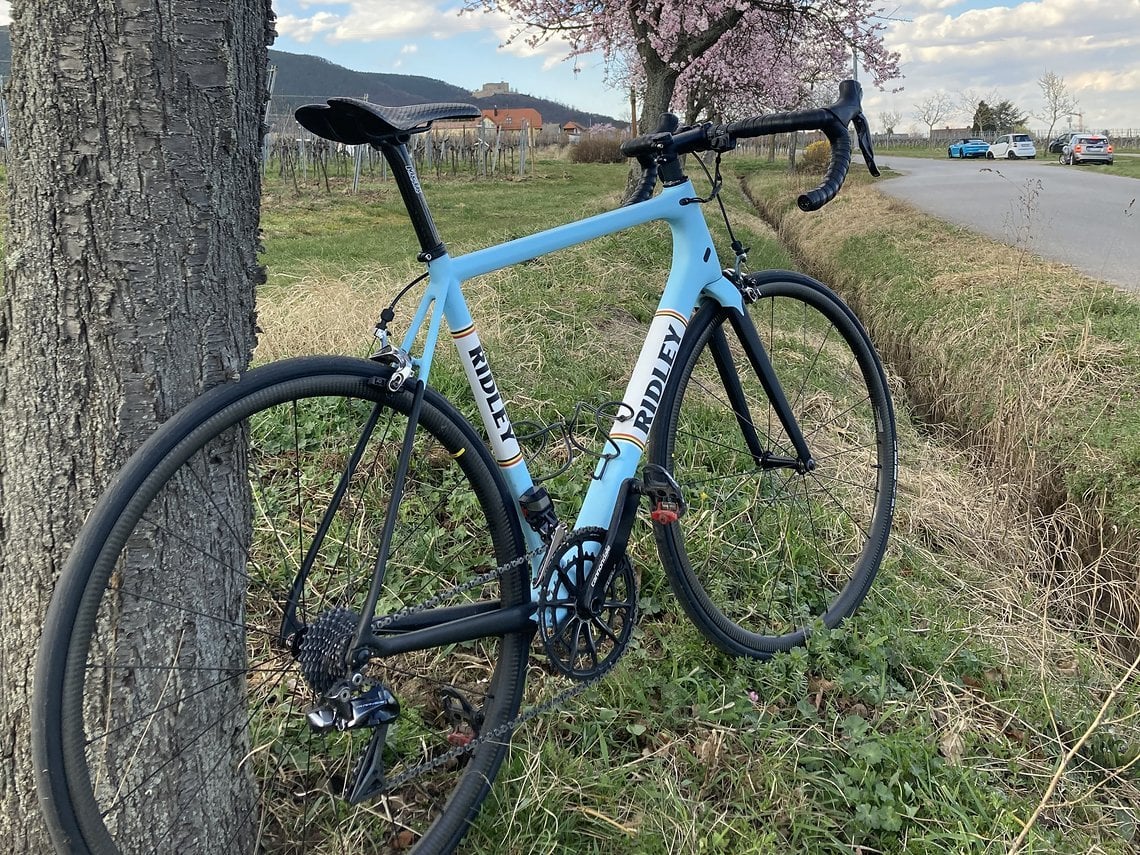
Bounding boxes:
[34,356,529,855]
[650,274,897,658]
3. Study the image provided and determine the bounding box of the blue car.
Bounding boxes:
[947,138,989,158]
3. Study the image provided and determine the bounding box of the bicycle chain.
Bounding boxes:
[354,541,616,794]
[370,546,539,634]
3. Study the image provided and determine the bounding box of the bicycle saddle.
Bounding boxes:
[295,98,481,145]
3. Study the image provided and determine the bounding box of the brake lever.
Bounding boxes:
[852,113,880,177]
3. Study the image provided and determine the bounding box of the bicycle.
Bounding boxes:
[34,79,897,854]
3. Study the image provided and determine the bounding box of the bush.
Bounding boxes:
[800,139,831,173]
[569,135,625,164]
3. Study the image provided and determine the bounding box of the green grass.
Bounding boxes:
[258,161,1140,853]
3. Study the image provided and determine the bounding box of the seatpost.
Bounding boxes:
[377,140,447,262]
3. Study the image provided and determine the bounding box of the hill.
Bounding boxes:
[0,29,620,129]
[269,50,622,129]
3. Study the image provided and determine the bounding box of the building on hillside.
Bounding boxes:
[472,81,511,99]
[481,107,542,135]
[562,121,585,143]
[431,115,497,141]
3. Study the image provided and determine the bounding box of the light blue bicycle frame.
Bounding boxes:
[397,179,744,574]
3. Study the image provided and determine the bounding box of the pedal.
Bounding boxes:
[439,685,484,742]
[642,464,686,525]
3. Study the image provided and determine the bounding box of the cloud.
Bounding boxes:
[870,0,1140,129]
[274,2,505,44]
[275,1,583,72]
[276,12,341,43]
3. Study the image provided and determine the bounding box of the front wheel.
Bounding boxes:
[649,274,897,658]
[34,356,530,855]
[986,151,995,160]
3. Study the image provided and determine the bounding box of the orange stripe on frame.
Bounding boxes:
[655,309,689,327]
[497,451,524,468]
[450,324,477,340]
[608,432,646,451]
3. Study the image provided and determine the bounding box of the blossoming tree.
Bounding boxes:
[467,0,901,128]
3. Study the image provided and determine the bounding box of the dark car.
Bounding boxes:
[1047,134,1070,154]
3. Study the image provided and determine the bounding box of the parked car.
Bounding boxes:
[947,138,989,158]
[1047,134,1070,154]
[987,133,1037,159]
[1061,134,1113,165]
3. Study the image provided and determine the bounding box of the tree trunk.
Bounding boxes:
[638,54,680,136]
[0,1,272,850]
[624,55,679,199]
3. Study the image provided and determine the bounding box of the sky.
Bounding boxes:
[0,1,1135,134]
[265,0,1140,136]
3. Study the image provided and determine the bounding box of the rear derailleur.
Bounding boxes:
[294,606,486,803]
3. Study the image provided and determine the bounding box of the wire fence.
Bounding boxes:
[264,109,548,189]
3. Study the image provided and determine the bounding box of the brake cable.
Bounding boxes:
[692,151,750,277]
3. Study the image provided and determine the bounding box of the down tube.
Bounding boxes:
[574,240,744,532]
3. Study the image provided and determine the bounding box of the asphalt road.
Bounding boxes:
[871,154,1139,292]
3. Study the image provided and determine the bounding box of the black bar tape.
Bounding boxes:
[796,120,853,212]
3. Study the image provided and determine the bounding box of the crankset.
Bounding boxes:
[537,527,637,680]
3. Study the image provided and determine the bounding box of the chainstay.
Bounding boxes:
[370,545,542,633]
[364,541,620,793]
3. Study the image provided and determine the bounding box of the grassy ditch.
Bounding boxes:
[258,163,1139,853]
[739,161,1140,655]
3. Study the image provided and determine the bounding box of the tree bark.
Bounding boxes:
[0,1,272,849]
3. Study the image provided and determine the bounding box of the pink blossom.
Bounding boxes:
[466,1,901,124]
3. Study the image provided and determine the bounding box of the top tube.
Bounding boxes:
[448,181,720,282]
[401,179,733,385]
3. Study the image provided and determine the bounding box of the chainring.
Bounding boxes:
[537,526,637,680]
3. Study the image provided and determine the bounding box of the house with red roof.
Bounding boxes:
[481,108,542,134]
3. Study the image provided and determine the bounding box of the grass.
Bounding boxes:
[256,161,1140,853]
[740,161,1140,644]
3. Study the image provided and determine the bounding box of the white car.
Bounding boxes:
[987,133,1037,160]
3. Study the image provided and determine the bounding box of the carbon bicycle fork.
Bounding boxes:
[714,306,816,473]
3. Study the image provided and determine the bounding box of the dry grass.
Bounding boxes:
[255,274,395,362]
[744,172,1140,656]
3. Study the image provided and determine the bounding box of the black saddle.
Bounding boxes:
[295,99,481,146]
